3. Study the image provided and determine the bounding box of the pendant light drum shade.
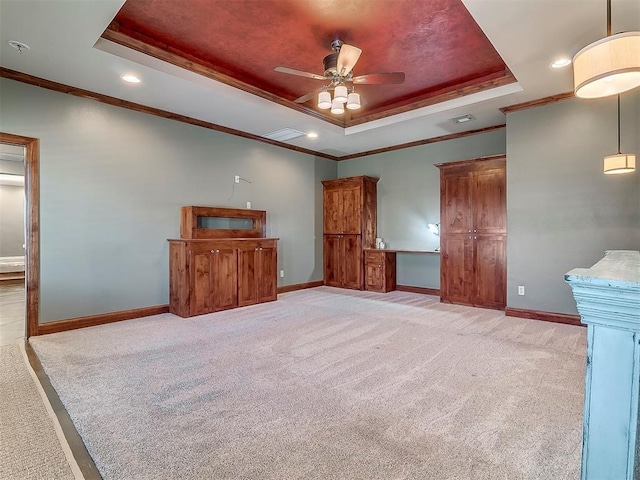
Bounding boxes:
[330,98,345,114]
[346,92,361,110]
[333,85,348,103]
[573,32,640,98]
[317,91,332,109]
[604,153,636,174]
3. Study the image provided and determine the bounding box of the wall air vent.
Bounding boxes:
[261,128,306,142]
[449,114,476,124]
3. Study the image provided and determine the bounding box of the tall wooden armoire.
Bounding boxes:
[322,176,378,290]
[436,156,506,309]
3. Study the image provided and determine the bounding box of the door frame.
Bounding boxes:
[0,132,39,337]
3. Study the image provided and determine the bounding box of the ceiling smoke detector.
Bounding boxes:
[449,114,476,124]
[8,40,30,54]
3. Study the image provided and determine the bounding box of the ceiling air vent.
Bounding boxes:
[449,114,476,124]
[261,128,306,142]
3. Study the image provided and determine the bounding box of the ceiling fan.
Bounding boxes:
[274,39,405,113]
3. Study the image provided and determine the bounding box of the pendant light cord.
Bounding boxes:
[617,94,621,154]
[607,0,611,36]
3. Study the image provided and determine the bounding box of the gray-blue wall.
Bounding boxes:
[506,91,640,314]
[0,78,337,323]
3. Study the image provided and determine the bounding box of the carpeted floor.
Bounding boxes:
[30,287,586,479]
[0,343,82,479]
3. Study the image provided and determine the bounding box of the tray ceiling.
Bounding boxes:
[105,0,514,128]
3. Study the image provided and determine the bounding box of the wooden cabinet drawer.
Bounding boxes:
[365,250,383,263]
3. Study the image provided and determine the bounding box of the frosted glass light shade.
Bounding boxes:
[333,85,348,103]
[604,153,636,174]
[330,98,345,114]
[574,32,640,98]
[346,92,361,110]
[317,91,332,109]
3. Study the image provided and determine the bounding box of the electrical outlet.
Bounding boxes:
[280,270,285,278]
[246,201,251,209]
[518,285,525,296]
[234,175,240,184]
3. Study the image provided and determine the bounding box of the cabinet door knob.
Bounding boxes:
[210,250,215,253]
[216,250,219,253]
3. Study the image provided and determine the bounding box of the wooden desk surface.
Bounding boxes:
[364,248,440,254]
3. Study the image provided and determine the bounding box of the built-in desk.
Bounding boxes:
[363,249,440,293]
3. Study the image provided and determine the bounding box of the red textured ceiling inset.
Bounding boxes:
[108,0,512,126]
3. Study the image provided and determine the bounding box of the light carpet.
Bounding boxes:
[0,342,83,479]
[30,287,586,479]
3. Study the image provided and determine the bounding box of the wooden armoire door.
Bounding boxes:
[341,185,362,234]
[341,234,362,289]
[440,236,473,305]
[473,235,506,308]
[323,235,342,287]
[441,170,471,235]
[323,187,342,234]
[473,167,506,235]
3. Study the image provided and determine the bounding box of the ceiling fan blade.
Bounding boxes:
[275,66,325,80]
[336,44,362,76]
[352,72,406,84]
[294,87,325,104]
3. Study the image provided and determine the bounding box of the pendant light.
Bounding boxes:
[573,0,640,99]
[603,95,636,174]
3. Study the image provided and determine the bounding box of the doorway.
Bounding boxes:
[0,133,39,340]
[0,143,25,345]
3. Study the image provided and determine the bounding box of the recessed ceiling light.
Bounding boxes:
[120,74,141,84]
[550,58,572,69]
[449,114,476,124]
[307,132,318,138]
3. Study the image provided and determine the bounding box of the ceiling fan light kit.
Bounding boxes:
[275,39,405,115]
[573,0,640,99]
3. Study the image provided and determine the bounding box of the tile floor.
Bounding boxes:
[0,280,25,346]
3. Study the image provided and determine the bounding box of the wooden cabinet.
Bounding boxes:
[322,176,378,290]
[437,157,506,309]
[169,238,277,317]
[237,245,277,307]
[324,234,362,289]
[364,250,397,293]
[322,176,378,237]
